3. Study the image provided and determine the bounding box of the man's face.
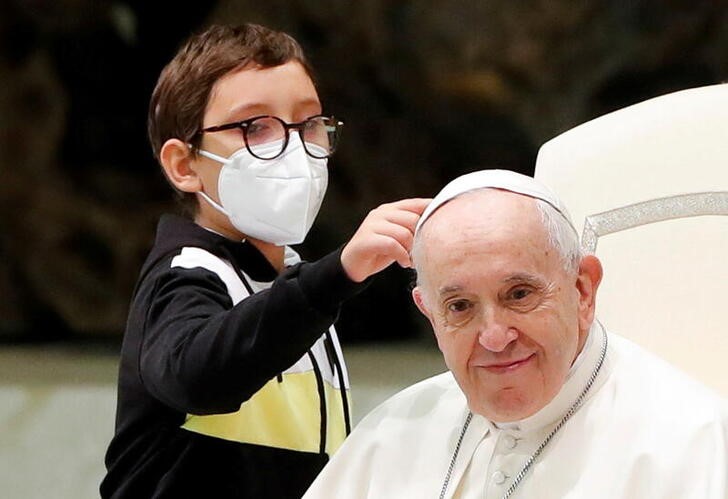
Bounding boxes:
[413,190,600,422]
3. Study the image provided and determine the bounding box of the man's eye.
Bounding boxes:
[504,285,543,312]
[447,300,472,313]
[441,299,476,330]
[510,287,532,300]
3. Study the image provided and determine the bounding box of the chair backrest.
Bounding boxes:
[535,83,728,397]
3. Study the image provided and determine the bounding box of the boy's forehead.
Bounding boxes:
[205,62,320,122]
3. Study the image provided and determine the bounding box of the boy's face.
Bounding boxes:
[192,61,322,240]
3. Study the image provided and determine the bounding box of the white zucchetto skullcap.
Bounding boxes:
[415,169,576,235]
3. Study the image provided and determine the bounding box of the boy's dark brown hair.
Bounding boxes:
[148,23,315,213]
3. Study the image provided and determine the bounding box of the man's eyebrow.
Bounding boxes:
[437,285,463,297]
[503,273,545,286]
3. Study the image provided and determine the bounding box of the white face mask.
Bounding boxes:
[197,134,328,245]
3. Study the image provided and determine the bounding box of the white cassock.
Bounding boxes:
[303,323,728,498]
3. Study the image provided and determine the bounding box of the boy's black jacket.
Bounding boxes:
[101,214,366,498]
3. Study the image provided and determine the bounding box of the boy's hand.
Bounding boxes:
[340,198,432,283]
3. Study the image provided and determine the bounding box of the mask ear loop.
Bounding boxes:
[185,143,233,218]
[186,141,231,164]
[197,148,230,164]
[198,191,231,218]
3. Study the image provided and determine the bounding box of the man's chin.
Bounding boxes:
[470,388,544,423]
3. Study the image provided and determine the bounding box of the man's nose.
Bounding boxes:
[476,309,518,352]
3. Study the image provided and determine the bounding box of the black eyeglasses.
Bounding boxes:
[196,114,343,160]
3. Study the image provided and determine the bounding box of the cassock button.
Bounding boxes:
[492,471,507,485]
[503,435,517,449]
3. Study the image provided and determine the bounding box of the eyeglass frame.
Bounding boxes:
[194,114,344,160]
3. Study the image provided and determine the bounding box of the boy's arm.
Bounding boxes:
[138,248,359,415]
[138,197,430,415]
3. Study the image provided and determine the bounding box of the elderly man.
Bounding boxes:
[303,170,728,499]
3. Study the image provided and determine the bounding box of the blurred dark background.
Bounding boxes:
[1,0,726,345]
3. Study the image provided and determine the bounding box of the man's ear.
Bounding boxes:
[576,255,603,332]
[412,286,433,322]
[160,139,202,193]
[413,286,448,352]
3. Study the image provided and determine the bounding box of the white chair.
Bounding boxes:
[535,83,728,397]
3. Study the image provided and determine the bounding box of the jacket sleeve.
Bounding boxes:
[136,247,366,415]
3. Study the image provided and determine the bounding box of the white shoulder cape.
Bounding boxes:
[303,330,728,499]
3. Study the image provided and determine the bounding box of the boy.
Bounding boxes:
[101,23,428,498]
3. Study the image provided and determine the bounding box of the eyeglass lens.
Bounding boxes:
[246,116,339,159]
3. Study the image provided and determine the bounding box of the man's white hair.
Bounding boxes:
[534,198,583,274]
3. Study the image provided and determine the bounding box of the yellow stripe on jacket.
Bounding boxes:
[181,371,350,455]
